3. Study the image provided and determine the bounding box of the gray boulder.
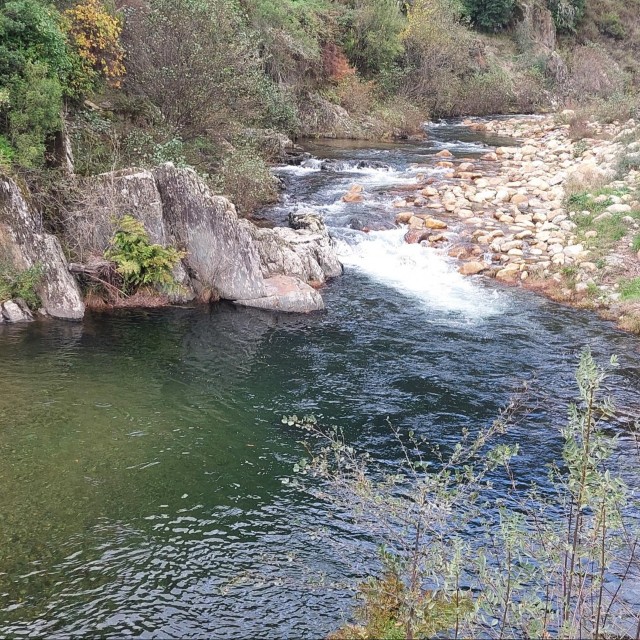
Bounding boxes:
[153,164,267,302]
[1,299,33,323]
[68,164,343,313]
[235,275,324,313]
[0,175,84,321]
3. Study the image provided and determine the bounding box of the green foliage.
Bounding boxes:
[339,0,405,78]
[462,0,515,30]
[290,350,640,639]
[0,261,43,308]
[105,215,185,294]
[597,12,626,39]
[632,233,640,252]
[0,133,14,167]
[217,145,279,216]
[6,60,62,166]
[619,277,640,301]
[548,0,585,32]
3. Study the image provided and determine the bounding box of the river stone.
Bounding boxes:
[458,261,487,276]
[0,175,85,320]
[1,299,33,323]
[235,275,324,312]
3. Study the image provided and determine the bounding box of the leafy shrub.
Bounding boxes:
[401,0,476,116]
[7,61,62,167]
[548,0,585,32]
[0,134,14,168]
[105,215,185,294]
[217,145,279,216]
[0,261,43,309]
[63,0,125,91]
[462,0,515,30]
[339,0,405,78]
[123,0,294,138]
[597,12,626,40]
[292,350,640,639]
[566,46,627,101]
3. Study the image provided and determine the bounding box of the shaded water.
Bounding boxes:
[1,122,639,637]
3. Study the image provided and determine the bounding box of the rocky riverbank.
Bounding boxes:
[0,165,343,323]
[389,114,640,332]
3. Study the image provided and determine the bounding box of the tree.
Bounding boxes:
[462,0,516,31]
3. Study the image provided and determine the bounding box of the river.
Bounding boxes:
[0,121,639,637]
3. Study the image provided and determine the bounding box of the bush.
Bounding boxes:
[123,0,280,138]
[63,0,125,92]
[548,0,585,32]
[290,349,640,639]
[339,0,405,78]
[217,145,279,216]
[401,0,477,117]
[105,215,185,294]
[0,261,43,309]
[565,46,628,102]
[462,0,515,30]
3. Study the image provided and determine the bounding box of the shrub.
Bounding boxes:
[339,0,405,78]
[566,46,627,100]
[0,261,43,309]
[548,0,585,32]
[7,61,62,167]
[462,0,516,31]
[63,0,125,91]
[217,145,279,216]
[105,215,185,294]
[401,0,477,117]
[123,0,278,138]
[289,349,640,639]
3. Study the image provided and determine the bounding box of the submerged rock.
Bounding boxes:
[0,175,85,321]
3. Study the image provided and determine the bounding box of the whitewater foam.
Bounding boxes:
[335,228,504,320]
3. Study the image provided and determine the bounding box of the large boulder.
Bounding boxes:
[153,164,267,301]
[0,175,84,321]
[247,224,343,285]
[235,275,324,313]
[68,165,343,313]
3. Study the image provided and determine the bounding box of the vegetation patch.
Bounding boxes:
[104,215,185,295]
[619,277,640,301]
[0,262,43,309]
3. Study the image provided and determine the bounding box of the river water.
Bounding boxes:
[0,122,639,637]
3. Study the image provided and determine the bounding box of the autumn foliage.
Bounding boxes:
[64,0,125,87]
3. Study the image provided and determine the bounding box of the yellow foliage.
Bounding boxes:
[64,0,125,87]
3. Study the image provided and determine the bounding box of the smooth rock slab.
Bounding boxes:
[235,275,324,313]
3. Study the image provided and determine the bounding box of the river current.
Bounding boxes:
[0,122,639,637]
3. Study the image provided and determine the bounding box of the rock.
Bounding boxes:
[248,225,343,285]
[395,211,414,224]
[154,165,266,301]
[481,152,498,161]
[1,299,33,323]
[404,229,431,244]
[423,218,448,229]
[607,203,631,214]
[289,209,326,233]
[436,149,454,158]
[0,175,85,320]
[70,165,343,313]
[342,184,365,203]
[458,261,487,275]
[235,275,324,313]
[511,194,529,205]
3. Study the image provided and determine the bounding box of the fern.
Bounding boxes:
[105,215,185,294]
